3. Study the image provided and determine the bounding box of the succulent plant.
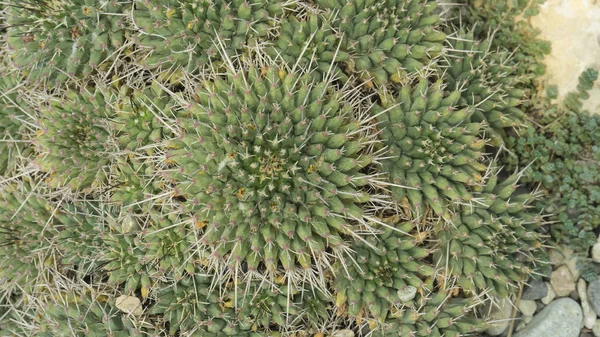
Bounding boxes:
[503,68,600,281]
[374,78,487,216]
[0,182,55,294]
[434,168,546,297]
[34,89,117,190]
[334,219,435,322]
[269,0,445,86]
[100,209,198,294]
[149,274,231,335]
[34,291,149,337]
[0,71,33,176]
[166,66,375,276]
[372,289,486,337]
[4,0,130,85]
[315,0,445,85]
[442,29,527,145]
[132,0,293,71]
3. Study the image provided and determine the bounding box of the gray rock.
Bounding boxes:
[115,295,143,316]
[522,279,548,300]
[397,286,417,302]
[523,314,533,324]
[587,278,600,316]
[551,265,576,297]
[485,297,513,336]
[513,298,582,337]
[536,302,546,314]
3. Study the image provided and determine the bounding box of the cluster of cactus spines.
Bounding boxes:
[0,71,33,175]
[34,89,117,190]
[434,167,546,297]
[374,78,487,216]
[34,290,150,337]
[5,0,130,85]
[166,65,378,280]
[0,0,557,336]
[313,0,445,85]
[132,0,292,72]
[334,220,435,322]
[0,181,64,296]
[443,29,526,145]
[372,288,486,337]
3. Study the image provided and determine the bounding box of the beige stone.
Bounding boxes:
[115,295,143,316]
[550,265,576,297]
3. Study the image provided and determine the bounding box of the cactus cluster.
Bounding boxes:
[374,79,486,215]
[0,0,568,336]
[5,0,129,85]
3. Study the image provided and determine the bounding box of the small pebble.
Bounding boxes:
[592,243,600,263]
[550,265,576,297]
[115,295,143,316]
[579,278,597,329]
[519,300,537,316]
[542,282,557,305]
[397,286,417,302]
[522,279,548,301]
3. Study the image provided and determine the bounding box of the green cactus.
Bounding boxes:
[100,210,198,292]
[149,274,229,335]
[374,78,487,216]
[4,0,130,85]
[0,71,33,176]
[34,291,150,337]
[0,182,55,295]
[132,0,293,71]
[315,0,445,85]
[34,89,117,190]
[434,168,546,297]
[443,29,527,146]
[334,219,435,322]
[167,66,373,275]
[372,292,485,337]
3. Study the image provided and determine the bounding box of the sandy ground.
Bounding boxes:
[530,0,600,114]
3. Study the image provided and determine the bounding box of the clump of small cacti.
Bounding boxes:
[5,0,130,85]
[0,0,566,336]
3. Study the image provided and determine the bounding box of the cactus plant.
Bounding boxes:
[132,0,293,72]
[34,89,117,190]
[4,0,130,85]
[166,66,375,278]
[443,29,527,145]
[373,78,487,216]
[434,168,546,297]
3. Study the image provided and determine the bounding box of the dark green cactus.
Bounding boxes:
[374,78,487,216]
[434,169,546,297]
[34,89,116,190]
[334,220,435,322]
[5,0,130,85]
[443,29,527,145]
[132,0,293,71]
[315,0,445,85]
[167,66,373,275]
